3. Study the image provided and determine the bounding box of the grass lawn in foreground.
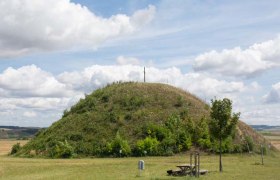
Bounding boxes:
[0,153,280,180]
[1,140,280,179]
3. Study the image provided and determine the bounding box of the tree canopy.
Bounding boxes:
[209,98,240,172]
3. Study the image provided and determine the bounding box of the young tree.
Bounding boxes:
[209,98,240,172]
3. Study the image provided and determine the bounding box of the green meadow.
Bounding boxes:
[2,115,280,180]
[1,152,280,179]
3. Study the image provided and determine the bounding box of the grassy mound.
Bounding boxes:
[17,82,270,158]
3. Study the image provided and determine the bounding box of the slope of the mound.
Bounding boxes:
[18,82,270,157]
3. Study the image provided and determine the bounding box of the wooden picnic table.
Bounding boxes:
[167,152,208,176]
[176,164,196,175]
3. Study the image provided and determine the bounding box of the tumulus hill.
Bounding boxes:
[17,82,271,158]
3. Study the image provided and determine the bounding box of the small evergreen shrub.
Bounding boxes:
[11,143,21,155]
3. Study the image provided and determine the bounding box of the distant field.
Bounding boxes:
[265,136,280,140]
[259,130,280,151]
[266,134,280,151]
[0,140,28,155]
[0,140,280,179]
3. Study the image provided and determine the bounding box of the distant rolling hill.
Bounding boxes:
[251,125,280,131]
[0,126,42,139]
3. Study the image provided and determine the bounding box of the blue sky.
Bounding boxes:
[0,0,280,127]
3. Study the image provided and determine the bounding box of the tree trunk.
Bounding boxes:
[219,137,223,172]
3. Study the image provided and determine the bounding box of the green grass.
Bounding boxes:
[1,153,280,180]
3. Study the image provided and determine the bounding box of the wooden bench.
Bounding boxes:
[199,169,208,175]
[167,169,182,176]
[191,169,208,175]
[167,169,208,176]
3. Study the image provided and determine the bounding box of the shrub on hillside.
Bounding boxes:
[210,137,234,153]
[105,112,118,123]
[101,94,110,103]
[174,96,184,107]
[158,136,176,156]
[194,117,211,149]
[109,132,131,157]
[165,114,181,131]
[165,115,193,152]
[120,96,145,110]
[233,144,243,153]
[137,114,193,155]
[243,136,254,152]
[47,140,74,158]
[10,143,21,155]
[67,133,83,141]
[175,131,192,152]
[135,136,159,156]
[142,123,169,141]
[65,96,97,116]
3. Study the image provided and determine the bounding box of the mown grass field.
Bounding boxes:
[261,130,280,151]
[0,140,28,156]
[0,140,280,180]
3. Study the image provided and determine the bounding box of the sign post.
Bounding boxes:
[138,160,145,176]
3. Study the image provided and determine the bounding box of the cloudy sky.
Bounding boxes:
[0,0,280,127]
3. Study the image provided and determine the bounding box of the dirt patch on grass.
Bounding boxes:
[0,140,28,155]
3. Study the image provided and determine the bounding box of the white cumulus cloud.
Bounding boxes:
[116,56,140,65]
[242,104,280,125]
[0,63,268,126]
[0,65,76,97]
[193,36,280,78]
[0,0,156,57]
[0,97,72,110]
[57,64,246,100]
[263,82,280,103]
[23,111,37,118]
